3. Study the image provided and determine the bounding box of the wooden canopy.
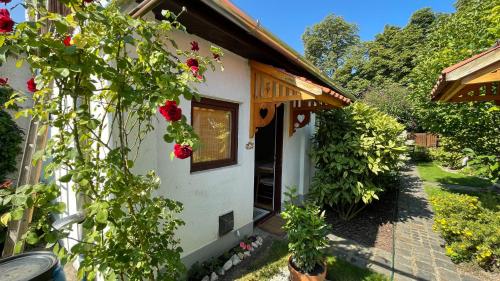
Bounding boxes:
[431,43,500,104]
[249,61,351,137]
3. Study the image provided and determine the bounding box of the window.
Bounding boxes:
[191,98,238,172]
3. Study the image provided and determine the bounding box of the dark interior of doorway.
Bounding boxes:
[253,105,283,221]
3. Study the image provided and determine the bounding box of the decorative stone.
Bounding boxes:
[210,272,218,281]
[231,254,241,266]
[216,267,225,276]
[237,252,245,260]
[201,275,209,281]
[223,259,232,271]
[244,251,251,257]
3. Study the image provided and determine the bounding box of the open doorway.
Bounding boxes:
[253,104,284,221]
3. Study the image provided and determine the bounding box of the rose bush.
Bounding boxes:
[1,0,222,279]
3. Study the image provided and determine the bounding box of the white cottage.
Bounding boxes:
[2,0,353,267]
[125,0,353,266]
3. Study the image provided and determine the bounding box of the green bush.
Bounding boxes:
[427,137,465,169]
[0,87,23,183]
[310,102,406,220]
[282,187,330,274]
[428,147,463,170]
[429,190,500,270]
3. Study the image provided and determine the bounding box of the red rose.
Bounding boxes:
[174,144,192,159]
[159,100,182,122]
[0,0,12,4]
[27,78,37,92]
[0,8,14,33]
[186,58,198,68]
[63,36,72,46]
[190,41,199,51]
[0,77,8,86]
[190,66,199,75]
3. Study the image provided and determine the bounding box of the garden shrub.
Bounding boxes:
[0,86,23,183]
[429,191,500,270]
[428,147,463,170]
[310,102,406,220]
[427,137,464,169]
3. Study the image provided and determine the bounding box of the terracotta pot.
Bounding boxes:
[288,256,327,281]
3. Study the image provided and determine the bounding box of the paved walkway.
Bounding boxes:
[393,166,480,281]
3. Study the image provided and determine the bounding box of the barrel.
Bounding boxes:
[0,251,66,281]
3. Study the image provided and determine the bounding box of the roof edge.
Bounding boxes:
[128,0,355,101]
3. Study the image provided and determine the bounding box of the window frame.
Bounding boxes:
[190,97,239,172]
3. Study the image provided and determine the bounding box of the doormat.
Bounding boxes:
[257,214,286,237]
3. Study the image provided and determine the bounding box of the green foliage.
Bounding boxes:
[464,149,500,182]
[310,103,406,220]
[302,14,359,77]
[0,87,23,183]
[0,183,65,249]
[361,81,418,131]
[428,147,463,170]
[408,0,499,157]
[427,186,500,270]
[332,8,436,96]
[1,1,221,279]
[282,187,329,274]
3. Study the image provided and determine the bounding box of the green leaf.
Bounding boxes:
[55,68,70,78]
[0,213,11,226]
[26,231,39,245]
[59,173,72,183]
[96,208,108,224]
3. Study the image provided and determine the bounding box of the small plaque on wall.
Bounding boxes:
[219,211,234,236]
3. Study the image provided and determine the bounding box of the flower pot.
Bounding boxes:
[288,256,327,281]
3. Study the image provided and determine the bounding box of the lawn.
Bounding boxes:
[416,162,492,188]
[236,239,388,281]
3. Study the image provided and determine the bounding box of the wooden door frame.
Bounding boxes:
[273,105,284,213]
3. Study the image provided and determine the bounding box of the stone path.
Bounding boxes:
[393,165,480,281]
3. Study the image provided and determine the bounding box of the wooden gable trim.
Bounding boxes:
[249,61,346,137]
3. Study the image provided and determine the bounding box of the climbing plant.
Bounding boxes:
[0,0,221,280]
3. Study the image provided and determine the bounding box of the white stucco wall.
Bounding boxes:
[281,106,315,205]
[132,30,255,259]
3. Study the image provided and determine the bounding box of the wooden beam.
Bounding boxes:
[446,48,500,81]
[463,68,500,85]
[250,60,323,96]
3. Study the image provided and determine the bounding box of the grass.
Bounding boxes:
[416,162,491,188]
[326,256,389,281]
[236,239,388,281]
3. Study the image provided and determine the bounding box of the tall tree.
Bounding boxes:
[409,0,499,155]
[302,14,359,77]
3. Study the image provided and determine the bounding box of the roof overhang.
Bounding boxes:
[431,43,500,103]
[128,0,354,102]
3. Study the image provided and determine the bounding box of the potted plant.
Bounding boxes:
[282,187,330,281]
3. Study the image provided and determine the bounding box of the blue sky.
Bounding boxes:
[232,0,456,54]
[6,0,457,54]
